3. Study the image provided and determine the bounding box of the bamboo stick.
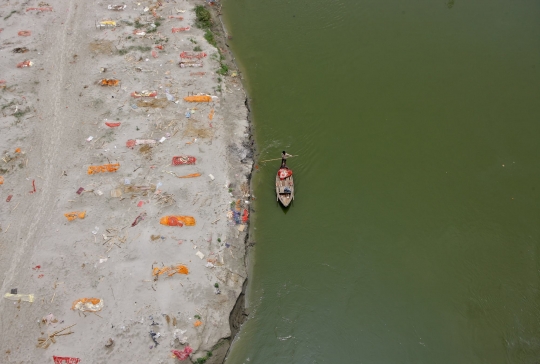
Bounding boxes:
[259,155,298,163]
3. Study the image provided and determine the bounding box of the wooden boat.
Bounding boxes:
[276,166,294,207]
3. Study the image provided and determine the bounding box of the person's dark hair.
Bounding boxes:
[282,150,286,154]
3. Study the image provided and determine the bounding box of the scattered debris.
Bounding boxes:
[0,2,251,360]
[37,324,76,349]
[29,179,36,193]
[172,26,190,33]
[101,227,128,251]
[12,47,29,53]
[89,40,115,54]
[107,4,126,10]
[111,188,122,198]
[131,212,147,227]
[240,182,250,197]
[131,90,157,98]
[180,51,207,59]
[42,313,58,325]
[26,7,53,12]
[153,192,176,206]
[126,139,156,148]
[173,329,188,344]
[149,330,160,346]
[136,98,169,108]
[179,61,203,68]
[97,20,116,29]
[17,60,33,68]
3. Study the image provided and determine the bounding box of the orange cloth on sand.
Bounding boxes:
[160,216,196,226]
[64,211,86,221]
[153,265,189,276]
[100,79,119,86]
[183,95,212,102]
[72,298,100,308]
[87,163,120,175]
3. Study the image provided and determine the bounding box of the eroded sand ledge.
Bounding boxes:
[0,0,252,362]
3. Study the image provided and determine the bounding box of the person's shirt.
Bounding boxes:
[282,152,291,159]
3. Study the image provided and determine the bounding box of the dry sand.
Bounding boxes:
[0,0,252,362]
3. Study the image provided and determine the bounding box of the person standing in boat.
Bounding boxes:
[281,151,292,168]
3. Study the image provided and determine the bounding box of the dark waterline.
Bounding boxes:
[223,0,540,362]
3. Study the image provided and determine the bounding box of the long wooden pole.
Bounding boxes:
[259,155,298,163]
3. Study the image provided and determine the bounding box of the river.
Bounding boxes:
[222,0,540,362]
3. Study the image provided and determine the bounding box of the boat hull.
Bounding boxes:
[276,172,294,207]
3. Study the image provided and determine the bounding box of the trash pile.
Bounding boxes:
[227,199,249,227]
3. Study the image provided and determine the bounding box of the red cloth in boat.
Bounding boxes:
[278,168,293,180]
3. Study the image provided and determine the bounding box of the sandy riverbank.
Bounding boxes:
[0,0,252,362]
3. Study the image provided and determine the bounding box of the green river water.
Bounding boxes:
[222,0,540,362]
